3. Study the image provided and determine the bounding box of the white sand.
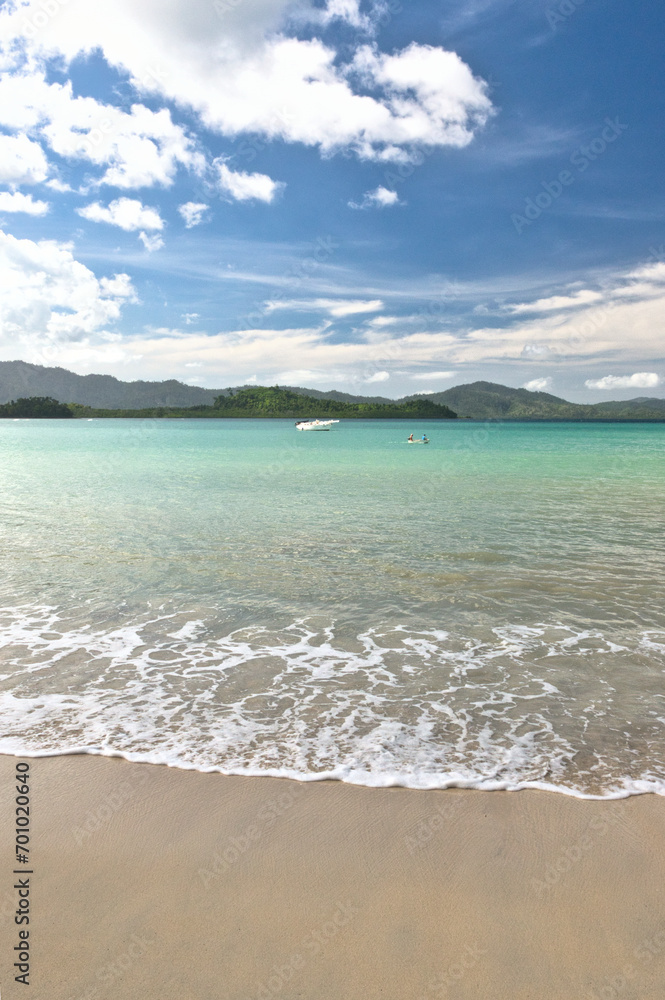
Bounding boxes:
[1,754,664,999]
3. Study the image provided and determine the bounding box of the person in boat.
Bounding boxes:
[422,434,427,442]
[408,433,414,441]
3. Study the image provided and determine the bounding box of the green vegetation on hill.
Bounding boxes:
[211,386,457,418]
[428,381,583,420]
[68,386,457,420]
[589,397,665,419]
[0,396,73,418]
[408,381,665,420]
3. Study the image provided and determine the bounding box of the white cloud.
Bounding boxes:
[216,162,284,203]
[507,289,602,314]
[584,373,661,391]
[432,262,665,368]
[366,315,400,328]
[327,298,383,317]
[45,177,72,192]
[626,261,665,283]
[411,371,454,380]
[0,229,136,358]
[77,197,163,231]
[296,0,373,31]
[348,42,493,155]
[178,201,208,227]
[265,297,384,317]
[138,231,164,252]
[0,2,492,163]
[522,377,553,391]
[365,370,389,382]
[275,368,348,384]
[7,253,661,384]
[0,72,202,189]
[0,191,49,214]
[0,133,48,185]
[349,185,401,209]
[182,312,200,325]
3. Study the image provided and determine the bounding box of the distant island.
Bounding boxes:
[1,361,664,420]
[0,396,73,418]
[66,386,458,420]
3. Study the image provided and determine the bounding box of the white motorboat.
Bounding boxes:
[295,419,340,431]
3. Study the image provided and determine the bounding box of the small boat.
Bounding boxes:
[295,419,340,431]
[407,436,429,444]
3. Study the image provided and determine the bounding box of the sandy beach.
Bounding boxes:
[0,754,663,999]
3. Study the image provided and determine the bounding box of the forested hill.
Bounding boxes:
[406,381,665,420]
[0,397,73,418]
[69,386,458,419]
[211,386,457,418]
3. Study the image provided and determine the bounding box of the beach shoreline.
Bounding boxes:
[1,753,664,999]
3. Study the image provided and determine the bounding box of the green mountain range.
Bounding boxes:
[0,363,664,419]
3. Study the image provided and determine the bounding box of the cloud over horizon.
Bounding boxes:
[0,0,659,400]
[585,373,661,391]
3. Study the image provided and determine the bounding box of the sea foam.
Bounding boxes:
[1,603,664,799]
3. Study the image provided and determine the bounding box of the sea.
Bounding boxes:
[1,417,664,798]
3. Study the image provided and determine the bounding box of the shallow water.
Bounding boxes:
[1,418,664,796]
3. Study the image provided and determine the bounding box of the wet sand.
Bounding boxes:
[1,753,664,999]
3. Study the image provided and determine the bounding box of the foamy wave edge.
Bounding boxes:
[2,744,664,800]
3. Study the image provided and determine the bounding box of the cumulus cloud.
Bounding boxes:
[296,0,373,31]
[0,72,202,189]
[348,185,401,209]
[0,191,49,214]
[584,373,661,391]
[411,371,454,380]
[178,202,208,227]
[522,377,553,391]
[77,197,164,231]
[138,231,164,252]
[348,42,492,154]
[0,133,48,185]
[216,163,284,203]
[0,1,492,163]
[365,370,389,382]
[0,229,136,357]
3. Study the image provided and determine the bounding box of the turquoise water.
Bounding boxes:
[1,418,664,795]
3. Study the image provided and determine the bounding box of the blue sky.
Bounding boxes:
[0,0,663,400]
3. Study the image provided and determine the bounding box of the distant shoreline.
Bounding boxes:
[3,413,665,422]
[69,415,665,422]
